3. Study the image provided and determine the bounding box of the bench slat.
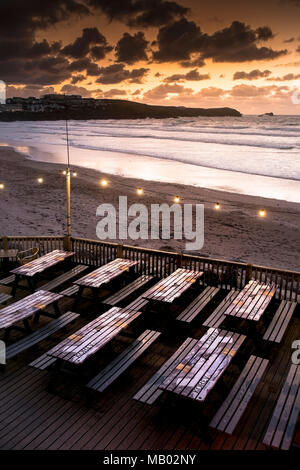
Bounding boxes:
[103,275,153,306]
[176,286,219,323]
[133,337,198,405]
[0,293,12,304]
[37,265,88,292]
[263,364,300,450]
[60,285,80,297]
[203,289,239,328]
[210,355,269,434]
[29,353,57,370]
[6,311,79,360]
[0,275,15,286]
[87,329,161,392]
[263,300,297,343]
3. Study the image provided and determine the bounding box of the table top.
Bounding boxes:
[74,258,138,289]
[223,280,276,321]
[159,327,246,402]
[47,306,142,364]
[143,268,203,304]
[0,249,18,258]
[0,290,63,330]
[11,250,75,277]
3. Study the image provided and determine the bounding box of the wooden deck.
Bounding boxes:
[0,265,299,451]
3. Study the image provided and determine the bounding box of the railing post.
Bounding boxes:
[117,244,123,258]
[176,252,183,268]
[63,236,71,251]
[2,237,8,251]
[245,263,253,283]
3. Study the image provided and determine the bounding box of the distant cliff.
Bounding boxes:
[0,99,241,121]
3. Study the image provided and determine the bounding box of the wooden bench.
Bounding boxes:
[5,311,79,361]
[263,300,297,343]
[60,284,80,297]
[103,275,153,306]
[0,274,15,286]
[202,289,240,328]
[263,363,300,450]
[210,355,269,434]
[37,265,88,292]
[123,294,149,311]
[133,337,198,405]
[30,353,57,370]
[176,286,220,323]
[0,293,12,304]
[87,329,161,393]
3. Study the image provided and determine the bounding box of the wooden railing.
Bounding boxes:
[1,235,299,302]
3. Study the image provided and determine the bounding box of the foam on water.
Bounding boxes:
[0,115,299,202]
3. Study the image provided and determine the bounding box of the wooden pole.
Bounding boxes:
[65,120,71,250]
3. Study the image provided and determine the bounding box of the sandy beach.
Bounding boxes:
[0,146,299,271]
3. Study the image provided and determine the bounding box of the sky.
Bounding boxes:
[1,0,300,114]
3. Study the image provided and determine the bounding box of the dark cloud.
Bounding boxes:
[6,85,56,99]
[143,83,194,100]
[86,0,188,27]
[153,19,287,64]
[71,74,86,84]
[103,88,127,97]
[283,37,295,43]
[0,0,90,85]
[132,89,142,95]
[233,69,272,80]
[180,56,206,68]
[297,45,300,53]
[96,64,149,84]
[115,32,149,64]
[68,58,101,75]
[267,73,300,81]
[61,84,92,97]
[61,27,112,59]
[164,69,210,82]
[0,56,72,85]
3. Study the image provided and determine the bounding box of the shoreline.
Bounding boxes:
[0,146,299,271]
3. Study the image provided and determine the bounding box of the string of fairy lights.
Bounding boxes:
[0,174,267,218]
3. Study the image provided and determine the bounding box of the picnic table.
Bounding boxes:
[73,258,138,306]
[0,290,63,339]
[159,327,246,403]
[143,268,203,304]
[223,280,276,322]
[46,306,142,366]
[10,249,75,295]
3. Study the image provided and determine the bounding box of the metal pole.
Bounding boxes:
[65,120,71,250]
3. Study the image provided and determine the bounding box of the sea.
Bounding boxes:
[0,115,299,202]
